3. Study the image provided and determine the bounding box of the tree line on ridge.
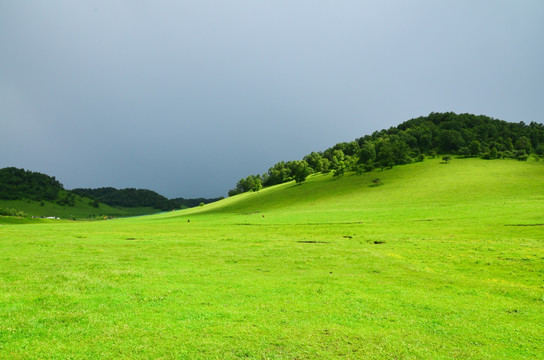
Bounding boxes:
[0,167,220,211]
[229,112,544,196]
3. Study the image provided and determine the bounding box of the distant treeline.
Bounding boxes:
[170,197,224,209]
[229,112,544,196]
[0,166,221,211]
[0,167,64,201]
[72,187,177,211]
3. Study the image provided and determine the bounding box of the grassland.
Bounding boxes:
[1,158,543,359]
[0,193,163,220]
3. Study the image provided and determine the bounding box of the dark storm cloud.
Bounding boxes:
[1,1,543,197]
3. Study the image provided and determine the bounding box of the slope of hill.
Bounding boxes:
[72,187,177,211]
[170,196,224,209]
[229,112,544,196]
[0,196,163,220]
[1,159,542,358]
[0,167,64,201]
[155,157,544,227]
[0,167,176,219]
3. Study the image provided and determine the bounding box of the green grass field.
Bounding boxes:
[1,158,543,359]
[0,193,163,220]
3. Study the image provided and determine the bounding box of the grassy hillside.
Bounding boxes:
[156,157,544,226]
[0,192,163,220]
[1,158,543,359]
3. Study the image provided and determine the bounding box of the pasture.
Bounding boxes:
[1,158,543,359]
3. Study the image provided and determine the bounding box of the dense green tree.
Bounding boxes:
[228,188,243,197]
[241,175,262,192]
[515,136,532,153]
[332,161,346,177]
[73,187,177,210]
[358,143,376,164]
[263,161,291,186]
[438,130,465,153]
[469,140,481,156]
[303,152,323,172]
[293,161,311,184]
[489,147,498,159]
[318,157,331,173]
[458,147,471,157]
[331,150,346,176]
[375,138,395,169]
[0,167,63,201]
[390,136,412,164]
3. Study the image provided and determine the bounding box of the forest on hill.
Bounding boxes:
[0,167,178,211]
[72,187,177,211]
[72,189,223,210]
[0,167,222,212]
[229,112,544,196]
[0,167,64,201]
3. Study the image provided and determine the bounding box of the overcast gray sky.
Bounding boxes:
[1,1,543,198]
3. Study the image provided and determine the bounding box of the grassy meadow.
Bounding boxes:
[0,194,163,220]
[1,158,543,359]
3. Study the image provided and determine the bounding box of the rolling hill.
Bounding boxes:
[2,157,540,358]
[152,156,544,228]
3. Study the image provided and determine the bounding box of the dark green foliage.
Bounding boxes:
[442,156,452,163]
[293,161,311,184]
[481,146,499,160]
[354,164,365,175]
[303,152,325,172]
[262,159,316,188]
[438,130,465,153]
[228,188,243,197]
[228,175,262,196]
[469,140,481,156]
[515,151,529,161]
[371,178,382,186]
[332,165,346,177]
[263,162,291,186]
[56,192,76,206]
[358,143,376,164]
[489,147,498,159]
[0,207,27,217]
[331,150,347,177]
[72,187,177,211]
[0,167,63,201]
[514,136,532,152]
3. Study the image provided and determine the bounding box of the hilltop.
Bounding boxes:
[0,168,171,219]
[2,112,543,220]
[0,167,224,219]
[229,112,544,195]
